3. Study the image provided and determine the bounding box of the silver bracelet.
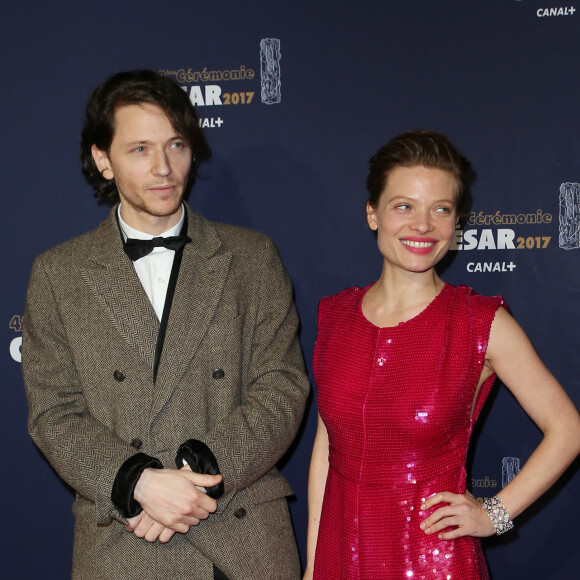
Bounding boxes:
[482,495,514,535]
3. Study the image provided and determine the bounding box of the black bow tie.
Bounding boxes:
[123,234,192,261]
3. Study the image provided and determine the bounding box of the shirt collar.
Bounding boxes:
[117,204,185,241]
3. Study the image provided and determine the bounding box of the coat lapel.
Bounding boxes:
[151,206,232,417]
[80,209,159,368]
[78,205,232,417]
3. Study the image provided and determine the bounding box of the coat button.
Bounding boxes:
[212,368,225,380]
[113,370,126,382]
[233,507,247,519]
[130,438,143,450]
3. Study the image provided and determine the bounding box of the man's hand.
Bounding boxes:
[134,468,223,533]
[125,511,176,543]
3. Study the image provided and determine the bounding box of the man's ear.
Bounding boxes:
[91,145,113,180]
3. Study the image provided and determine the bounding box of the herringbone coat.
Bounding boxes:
[22,204,309,580]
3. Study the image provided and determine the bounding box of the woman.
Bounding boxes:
[304,131,580,579]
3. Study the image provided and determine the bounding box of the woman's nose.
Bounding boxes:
[411,210,433,232]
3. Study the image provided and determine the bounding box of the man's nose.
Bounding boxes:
[152,151,171,176]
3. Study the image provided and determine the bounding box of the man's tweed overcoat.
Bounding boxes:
[22,204,310,580]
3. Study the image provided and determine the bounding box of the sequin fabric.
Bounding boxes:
[313,284,505,579]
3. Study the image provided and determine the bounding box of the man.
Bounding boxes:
[22,70,309,580]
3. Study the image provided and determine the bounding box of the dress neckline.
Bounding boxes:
[358,282,450,330]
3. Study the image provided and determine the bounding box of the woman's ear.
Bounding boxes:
[366,202,378,230]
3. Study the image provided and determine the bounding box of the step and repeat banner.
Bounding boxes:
[2,1,578,578]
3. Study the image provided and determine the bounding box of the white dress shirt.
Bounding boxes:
[117,205,185,321]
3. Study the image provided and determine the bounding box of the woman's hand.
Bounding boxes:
[419,491,495,540]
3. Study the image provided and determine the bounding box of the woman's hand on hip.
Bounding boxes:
[420,491,495,539]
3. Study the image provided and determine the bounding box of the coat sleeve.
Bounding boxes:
[22,255,142,525]
[196,238,310,497]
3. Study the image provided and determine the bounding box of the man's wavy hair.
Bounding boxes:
[80,70,211,204]
[366,130,473,219]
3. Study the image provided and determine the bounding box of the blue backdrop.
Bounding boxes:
[2,1,578,577]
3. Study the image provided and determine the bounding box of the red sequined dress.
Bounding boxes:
[313,283,505,579]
